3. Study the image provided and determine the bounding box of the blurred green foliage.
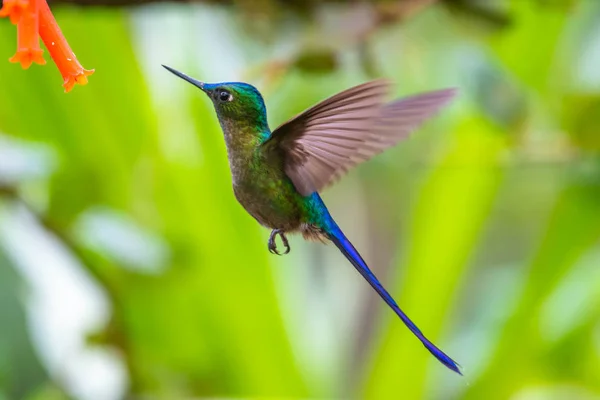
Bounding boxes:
[0,0,599,399]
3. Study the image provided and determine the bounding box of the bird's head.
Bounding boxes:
[162,65,268,129]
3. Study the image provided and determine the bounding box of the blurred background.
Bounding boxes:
[1,0,600,399]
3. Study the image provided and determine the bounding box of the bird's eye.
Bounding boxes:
[218,90,233,102]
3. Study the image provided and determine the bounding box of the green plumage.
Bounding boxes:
[205,81,327,240]
[162,65,462,374]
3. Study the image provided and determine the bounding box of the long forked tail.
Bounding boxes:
[326,223,462,375]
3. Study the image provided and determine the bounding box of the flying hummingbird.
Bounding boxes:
[163,65,460,374]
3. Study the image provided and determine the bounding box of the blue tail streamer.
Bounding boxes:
[326,220,462,375]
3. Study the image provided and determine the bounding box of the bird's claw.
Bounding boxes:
[268,229,290,255]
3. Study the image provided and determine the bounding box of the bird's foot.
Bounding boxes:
[268,229,290,255]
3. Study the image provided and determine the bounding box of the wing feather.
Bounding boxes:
[267,81,456,196]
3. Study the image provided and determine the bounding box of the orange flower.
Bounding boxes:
[0,0,28,24]
[37,0,94,92]
[9,0,46,69]
[1,0,94,92]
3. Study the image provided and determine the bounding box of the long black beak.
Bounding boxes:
[162,65,205,91]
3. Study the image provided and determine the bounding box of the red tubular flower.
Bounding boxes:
[9,0,46,69]
[38,0,94,92]
[0,0,28,24]
[1,0,94,92]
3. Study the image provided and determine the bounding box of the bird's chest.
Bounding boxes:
[229,151,301,229]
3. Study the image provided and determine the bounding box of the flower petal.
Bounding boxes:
[9,48,46,69]
[0,0,29,24]
[62,68,94,93]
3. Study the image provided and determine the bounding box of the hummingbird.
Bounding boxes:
[163,65,460,374]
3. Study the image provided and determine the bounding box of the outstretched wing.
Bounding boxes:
[266,81,456,196]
